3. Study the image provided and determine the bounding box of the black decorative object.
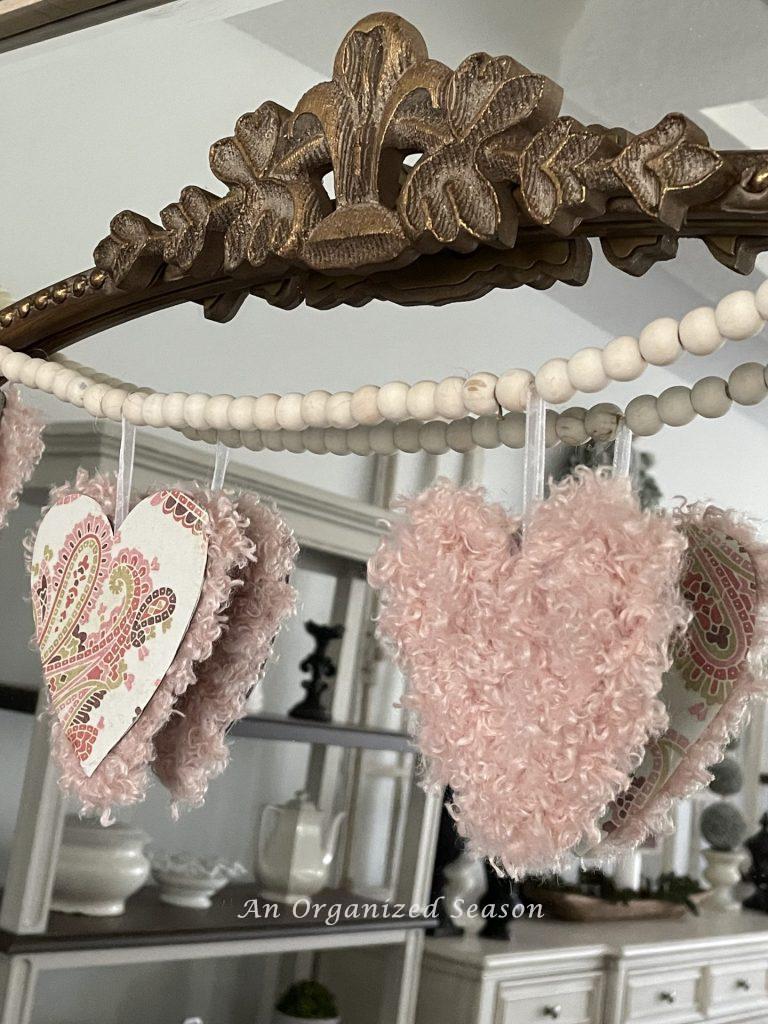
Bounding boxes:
[743,813,768,912]
[557,440,662,510]
[478,862,519,940]
[427,788,465,938]
[289,620,345,723]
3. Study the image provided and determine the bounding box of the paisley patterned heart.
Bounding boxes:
[594,505,768,855]
[31,490,209,776]
[368,469,688,877]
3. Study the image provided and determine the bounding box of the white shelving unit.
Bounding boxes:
[0,423,447,1024]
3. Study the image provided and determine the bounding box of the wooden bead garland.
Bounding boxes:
[656,386,696,427]
[715,290,763,340]
[690,377,732,419]
[678,307,723,356]
[638,318,681,366]
[728,362,768,406]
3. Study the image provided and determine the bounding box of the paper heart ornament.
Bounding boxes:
[368,469,688,878]
[0,386,44,531]
[593,504,768,855]
[31,489,210,775]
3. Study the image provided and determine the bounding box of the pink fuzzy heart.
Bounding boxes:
[31,489,210,775]
[368,469,688,877]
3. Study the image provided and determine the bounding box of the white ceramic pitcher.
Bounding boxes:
[256,791,345,904]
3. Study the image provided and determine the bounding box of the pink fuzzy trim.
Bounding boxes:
[153,491,298,810]
[28,471,252,817]
[0,387,44,531]
[596,504,768,856]
[368,469,688,878]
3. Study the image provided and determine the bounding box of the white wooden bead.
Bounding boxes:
[351,385,383,426]
[625,394,663,437]
[0,345,10,360]
[369,423,397,455]
[728,362,768,406]
[495,369,533,412]
[205,394,235,431]
[499,412,526,448]
[162,392,189,430]
[406,380,438,421]
[545,409,559,447]
[51,367,76,401]
[301,390,331,428]
[122,391,148,426]
[282,430,306,454]
[678,307,723,356]
[435,377,467,419]
[142,392,167,428]
[377,381,410,422]
[65,374,89,408]
[691,376,731,419]
[261,430,286,452]
[601,335,645,382]
[327,392,355,429]
[242,430,264,452]
[535,358,575,404]
[715,290,763,340]
[102,387,130,422]
[302,428,328,455]
[228,395,258,432]
[756,279,768,321]
[584,402,621,442]
[419,420,448,455]
[347,425,372,456]
[324,427,350,455]
[34,361,59,393]
[471,415,500,449]
[219,429,242,449]
[556,407,588,445]
[657,386,696,427]
[462,373,498,415]
[638,317,681,366]
[83,382,110,418]
[1,350,26,383]
[394,420,422,453]
[446,418,475,453]
[20,357,45,388]
[183,393,210,430]
[253,393,281,431]
[567,347,608,393]
[276,393,305,432]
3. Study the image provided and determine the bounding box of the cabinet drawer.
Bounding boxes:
[622,966,704,1023]
[706,958,768,1014]
[494,972,602,1024]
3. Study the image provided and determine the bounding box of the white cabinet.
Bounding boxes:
[417,914,768,1024]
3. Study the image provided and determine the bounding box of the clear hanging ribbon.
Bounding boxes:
[612,419,633,480]
[210,439,230,492]
[522,387,546,534]
[114,416,136,531]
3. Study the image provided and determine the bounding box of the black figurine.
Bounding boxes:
[427,788,465,938]
[288,620,345,723]
[743,813,768,912]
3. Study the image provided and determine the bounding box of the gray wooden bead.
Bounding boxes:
[657,386,696,427]
[584,402,621,442]
[728,362,768,406]
[691,377,731,419]
[471,415,501,449]
[556,406,588,445]
[625,394,662,436]
[498,412,526,448]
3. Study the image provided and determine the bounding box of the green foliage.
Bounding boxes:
[276,981,339,1020]
[531,868,703,915]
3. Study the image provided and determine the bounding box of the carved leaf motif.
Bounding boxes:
[160,187,220,271]
[210,102,289,186]
[223,181,328,271]
[447,55,549,144]
[517,117,605,226]
[93,211,164,288]
[274,105,333,179]
[611,114,721,228]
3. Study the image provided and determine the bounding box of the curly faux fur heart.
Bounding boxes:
[368,468,688,878]
[30,471,297,818]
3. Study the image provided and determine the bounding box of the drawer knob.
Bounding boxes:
[543,1006,562,1019]
[736,978,752,991]
[659,991,677,1004]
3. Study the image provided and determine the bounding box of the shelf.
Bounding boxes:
[231,714,413,753]
[0,885,432,956]
[0,683,36,715]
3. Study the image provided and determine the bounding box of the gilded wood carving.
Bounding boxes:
[2,12,768,354]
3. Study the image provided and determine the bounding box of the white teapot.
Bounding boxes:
[256,791,346,905]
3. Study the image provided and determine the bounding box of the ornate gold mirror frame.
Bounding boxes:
[2,11,768,358]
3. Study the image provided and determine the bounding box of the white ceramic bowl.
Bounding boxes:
[150,851,246,910]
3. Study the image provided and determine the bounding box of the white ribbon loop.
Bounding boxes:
[210,440,230,492]
[522,387,546,533]
[114,416,136,531]
[612,420,633,480]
